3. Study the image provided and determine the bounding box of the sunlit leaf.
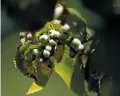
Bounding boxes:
[54,45,75,88]
[26,82,44,95]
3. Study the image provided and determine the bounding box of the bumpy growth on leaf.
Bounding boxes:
[14,3,96,95]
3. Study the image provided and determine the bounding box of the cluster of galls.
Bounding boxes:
[17,19,85,81]
[19,32,32,44]
[15,3,86,83]
[19,21,84,61]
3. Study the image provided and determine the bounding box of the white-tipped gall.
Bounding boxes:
[71,38,81,48]
[40,58,43,63]
[54,31,60,38]
[46,45,52,51]
[49,39,57,46]
[62,23,70,31]
[19,32,26,37]
[53,20,61,24]
[27,32,32,39]
[20,38,25,44]
[78,44,84,51]
[49,29,56,36]
[49,30,60,38]
[43,49,50,58]
[33,49,39,54]
[54,4,64,18]
[39,34,50,43]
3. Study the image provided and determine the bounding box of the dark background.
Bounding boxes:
[1,0,120,96]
